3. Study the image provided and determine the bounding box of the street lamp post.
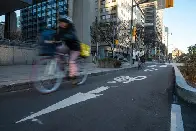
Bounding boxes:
[166,31,172,60]
[129,0,134,65]
[166,30,169,59]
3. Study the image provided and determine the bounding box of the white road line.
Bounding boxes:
[147,65,157,68]
[107,81,117,84]
[151,68,158,70]
[144,69,153,72]
[16,86,109,123]
[160,65,168,68]
[171,104,184,131]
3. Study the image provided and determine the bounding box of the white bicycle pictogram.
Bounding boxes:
[108,76,147,84]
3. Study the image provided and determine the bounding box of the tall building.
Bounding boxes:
[155,8,163,41]
[0,22,4,39]
[4,11,17,39]
[96,0,144,23]
[140,1,164,57]
[93,0,145,57]
[20,0,68,40]
[17,16,21,31]
[140,1,163,39]
[162,26,168,46]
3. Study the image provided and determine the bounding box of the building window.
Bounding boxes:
[112,6,117,11]
[106,15,110,19]
[101,8,106,13]
[101,1,105,5]
[101,15,106,20]
[20,0,68,40]
[111,13,117,18]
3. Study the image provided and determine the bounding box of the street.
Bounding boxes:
[0,63,195,131]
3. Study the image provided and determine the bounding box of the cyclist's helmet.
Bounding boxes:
[59,17,73,24]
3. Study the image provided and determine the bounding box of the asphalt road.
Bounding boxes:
[0,63,195,131]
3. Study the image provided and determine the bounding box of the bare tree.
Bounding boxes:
[90,18,132,57]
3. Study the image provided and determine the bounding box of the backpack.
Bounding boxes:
[38,29,56,56]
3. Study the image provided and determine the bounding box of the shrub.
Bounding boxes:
[98,58,122,68]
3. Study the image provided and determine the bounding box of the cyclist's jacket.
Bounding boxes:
[38,28,56,56]
[138,51,145,57]
[55,24,80,51]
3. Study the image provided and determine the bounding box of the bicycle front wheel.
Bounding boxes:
[31,57,64,94]
[76,58,88,85]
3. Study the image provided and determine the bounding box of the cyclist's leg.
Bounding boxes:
[56,45,65,71]
[69,50,80,78]
[138,57,141,68]
[56,44,68,71]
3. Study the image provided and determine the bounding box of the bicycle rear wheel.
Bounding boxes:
[31,57,64,94]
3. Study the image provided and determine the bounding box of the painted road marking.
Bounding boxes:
[151,68,158,71]
[147,65,157,68]
[16,86,109,123]
[108,76,147,84]
[16,75,148,124]
[144,67,159,72]
[160,65,168,68]
[31,118,43,125]
[107,81,117,84]
[170,104,184,131]
[144,69,154,72]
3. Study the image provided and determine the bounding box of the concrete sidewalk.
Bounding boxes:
[0,62,138,93]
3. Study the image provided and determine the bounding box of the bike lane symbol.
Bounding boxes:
[107,76,147,84]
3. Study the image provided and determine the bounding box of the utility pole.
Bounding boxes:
[166,30,169,60]
[130,0,150,64]
[129,0,134,65]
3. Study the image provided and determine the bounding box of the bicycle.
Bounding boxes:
[138,57,145,70]
[31,42,88,94]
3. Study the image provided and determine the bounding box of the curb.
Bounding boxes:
[0,65,137,94]
[172,64,196,104]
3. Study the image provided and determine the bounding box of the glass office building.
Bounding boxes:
[20,0,68,40]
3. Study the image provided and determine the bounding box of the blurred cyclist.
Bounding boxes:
[54,17,81,82]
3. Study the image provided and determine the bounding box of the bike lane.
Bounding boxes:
[0,63,173,131]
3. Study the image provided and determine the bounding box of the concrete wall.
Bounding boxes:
[70,0,96,62]
[72,0,96,45]
[0,45,37,65]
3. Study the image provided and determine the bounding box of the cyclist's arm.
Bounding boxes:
[44,40,62,44]
[44,40,55,43]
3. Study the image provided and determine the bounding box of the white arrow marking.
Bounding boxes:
[16,86,109,123]
[31,118,43,125]
[151,68,158,71]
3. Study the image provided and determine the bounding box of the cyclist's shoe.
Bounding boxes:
[70,76,78,86]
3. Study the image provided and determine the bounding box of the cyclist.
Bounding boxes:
[54,17,81,82]
[138,48,145,65]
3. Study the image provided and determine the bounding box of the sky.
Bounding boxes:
[0,0,195,53]
[164,0,196,53]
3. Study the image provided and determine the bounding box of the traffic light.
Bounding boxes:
[165,0,174,8]
[132,27,136,36]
